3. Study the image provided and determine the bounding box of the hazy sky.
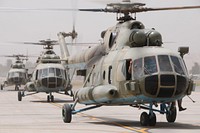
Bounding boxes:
[0,0,200,70]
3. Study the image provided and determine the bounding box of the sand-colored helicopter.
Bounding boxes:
[56,0,199,126]
[1,54,29,91]
[17,39,73,102]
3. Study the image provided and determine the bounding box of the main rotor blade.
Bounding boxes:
[79,9,106,12]
[1,5,199,13]
[11,41,58,46]
[65,43,100,46]
[23,42,42,45]
[78,5,200,13]
[0,7,78,12]
[144,5,200,12]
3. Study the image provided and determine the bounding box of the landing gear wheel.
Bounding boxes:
[50,95,54,102]
[149,112,156,126]
[18,91,22,101]
[47,95,50,102]
[166,106,177,123]
[15,86,19,91]
[62,104,72,123]
[1,84,3,90]
[140,112,149,126]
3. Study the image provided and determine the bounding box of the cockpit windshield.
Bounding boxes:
[38,68,66,79]
[8,72,25,78]
[131,55,186,79]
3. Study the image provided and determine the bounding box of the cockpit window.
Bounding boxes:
[133,58,143,79]
[158,55,173,72]
[38,68,65,78]
[170,56,185,75]
[144,56,157,75]
[49,68,55,76]
[43,69,48,77]
[56,68,62,77]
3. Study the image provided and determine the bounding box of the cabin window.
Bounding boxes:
[108,66,112,84]
[103,71,105,80]
[35,70,38,80]
[126,59,132,80]
[109,32,117,48]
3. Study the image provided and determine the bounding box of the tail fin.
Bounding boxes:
[57,32,70,59]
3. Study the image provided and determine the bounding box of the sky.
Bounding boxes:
[0,0,200,70]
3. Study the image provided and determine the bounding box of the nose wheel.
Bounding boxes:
[47,93,54,102]
[140,112,156,126]
[166,106,177,123]
[1,84,3,90]
[15,85,19,91]
[18,91,23,101]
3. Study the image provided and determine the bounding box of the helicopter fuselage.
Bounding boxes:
[76,46,191,105]
[66,20,193,105]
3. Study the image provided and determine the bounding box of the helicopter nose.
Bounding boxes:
[142,74,188,98]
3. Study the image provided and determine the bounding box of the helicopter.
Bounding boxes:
[1,54,29,91]
[17,39,73,102]
[57,0,199,126]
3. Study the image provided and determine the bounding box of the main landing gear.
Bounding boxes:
[62,99,102,123]
[18,91,55,102]
[138,102,177,126]
[17,91,38,101]
[62,101,177,126]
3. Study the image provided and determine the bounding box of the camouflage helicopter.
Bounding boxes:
[1,54,29,91]
[57,0,199,126]
[18,39,73,102]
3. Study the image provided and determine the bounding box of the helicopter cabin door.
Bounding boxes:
[116,59,132,82]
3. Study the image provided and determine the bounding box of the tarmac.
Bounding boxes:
[0,83,200,133]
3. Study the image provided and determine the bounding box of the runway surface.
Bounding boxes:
[0,84,200,133]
